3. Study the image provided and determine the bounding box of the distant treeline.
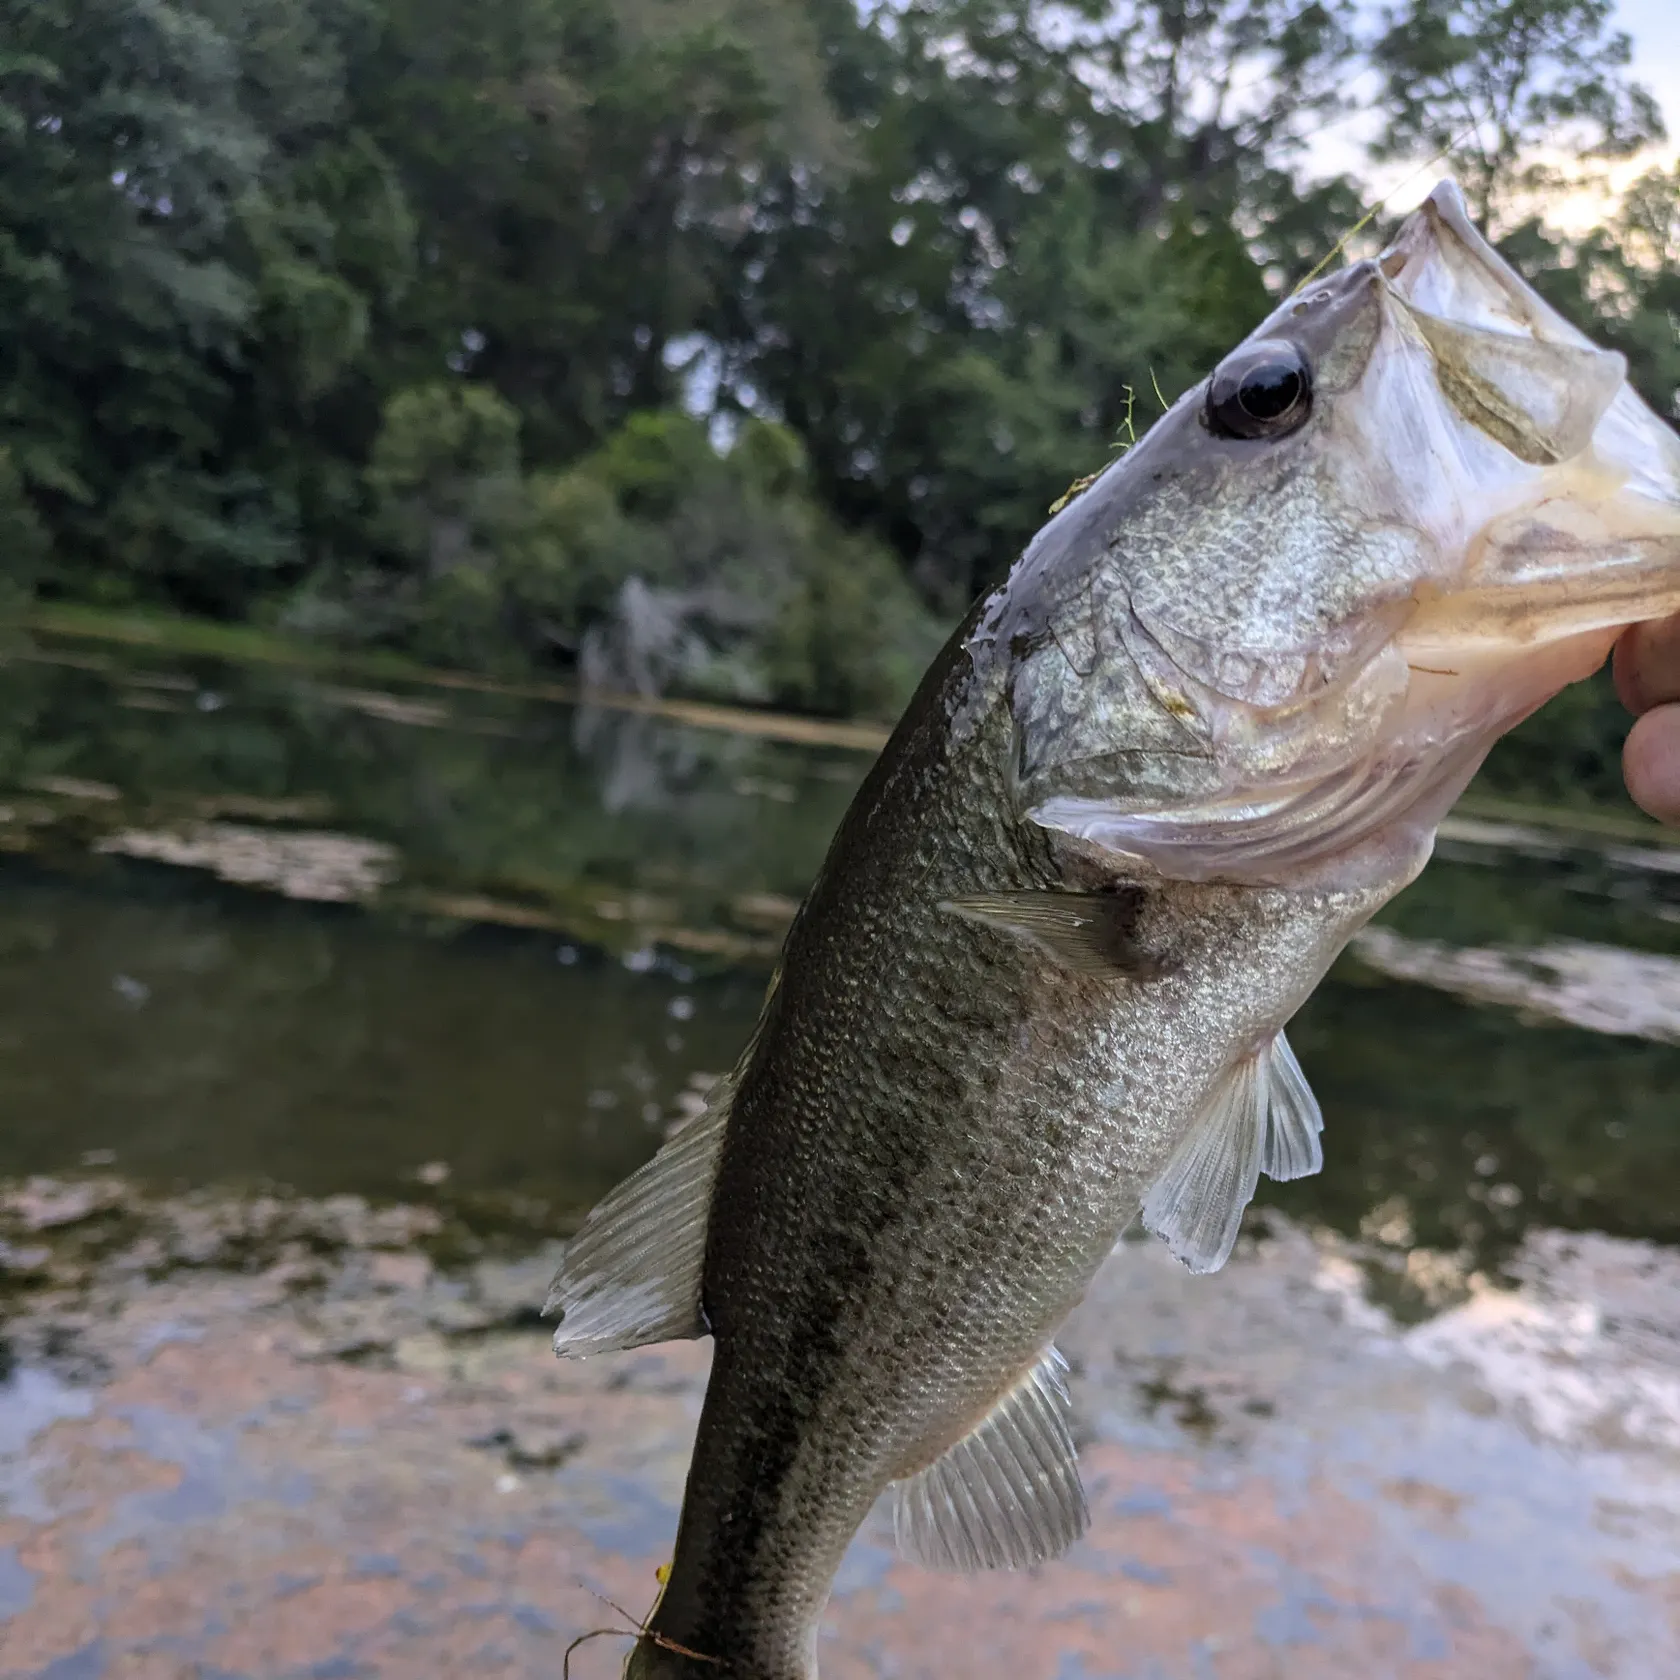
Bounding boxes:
[0,0,1676,730]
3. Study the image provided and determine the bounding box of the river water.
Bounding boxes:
[2,628,1679,1679]
[1,630,1678,1268]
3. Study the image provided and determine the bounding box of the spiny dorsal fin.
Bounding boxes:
[939,889,1164,978]
[1141,1031,1323,1274]
[892,1348,1087,1572]
[546,1073,734,1357]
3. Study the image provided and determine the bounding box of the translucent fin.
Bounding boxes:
[1403,305,1623,467]
[1260,1031,1323,1182]
[1143,1033,1326,1274]
[546,1074,733,1357]
[892,1348,1087,1573]
[1141,1056,1266,1275]
[939,889,1163,978]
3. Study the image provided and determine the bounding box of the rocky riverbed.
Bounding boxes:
[2,1179,1677,1679]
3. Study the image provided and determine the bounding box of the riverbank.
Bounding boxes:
[13,605,893,754]
[16,601,1680,848]
[2,1180,1677,1679]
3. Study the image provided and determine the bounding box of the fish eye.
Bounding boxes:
[1205,340,1313,441]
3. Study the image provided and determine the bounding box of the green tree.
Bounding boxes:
[346,0,844,464]
[0,0,416,613]
[1370,0,1665,223]
[546,410,945,718]
[0,448,49,609]
[712,0,1358,603]
[1605,165,1680,422]
[0,0,269,599]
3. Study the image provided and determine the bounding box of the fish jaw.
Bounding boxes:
[1377,180,1680,652]
[1020,181,1680,888]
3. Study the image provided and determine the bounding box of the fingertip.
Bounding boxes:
[1612,625,1648,715]
[1623,706,1680,827]
[1614,614,1680,717]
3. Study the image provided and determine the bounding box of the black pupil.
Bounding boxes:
[1238,362,1303,421]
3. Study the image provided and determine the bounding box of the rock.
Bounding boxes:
[3,1177,122,1231]
[369,1251,434,1293]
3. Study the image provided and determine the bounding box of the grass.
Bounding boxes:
[23,599,397,674]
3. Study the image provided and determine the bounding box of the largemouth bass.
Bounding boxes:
[548,182,1680,1679]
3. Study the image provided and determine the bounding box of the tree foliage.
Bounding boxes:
[0,0,1674,734]
[1371,0,1664,223]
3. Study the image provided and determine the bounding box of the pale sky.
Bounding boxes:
[1553,0,1679,219]
[1303,0,1679,227]
[1619,0,1680,145]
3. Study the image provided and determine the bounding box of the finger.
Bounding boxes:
[1623,705,1680,827]
[1613,615,1680,715]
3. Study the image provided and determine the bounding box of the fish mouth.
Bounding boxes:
[1371,182,1680,867]
[1380,180,1680,658]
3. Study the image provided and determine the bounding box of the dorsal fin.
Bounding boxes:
[892,1348,1087,1572]
[1141,1030,1323,1274]
[546,1073,734,1356]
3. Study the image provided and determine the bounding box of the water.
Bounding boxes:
[5,628,1680,1680]
[0,865,764,1216]
[2,628,1679,1267]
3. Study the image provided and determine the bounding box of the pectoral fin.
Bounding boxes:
[546,1074,734,1356]
[892,1348,1087,1572]
[1141,1031,1323,1274]
[940,889,1163,978]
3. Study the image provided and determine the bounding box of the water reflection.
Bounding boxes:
[0,640,867,963]
[1276,971,1680,1269]
[0,632,1678,1269]
[0,860,763,1216]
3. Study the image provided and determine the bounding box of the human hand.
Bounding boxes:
[1615,615,1680,825]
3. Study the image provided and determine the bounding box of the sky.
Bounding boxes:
[1619,0,1680,144]
[1304,0,1680,226]
[1542,0,1680,225]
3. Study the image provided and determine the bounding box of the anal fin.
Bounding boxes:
[1141,1030,1323,1275]
[892,1348,1087,1572]
[546,1073,733,1356]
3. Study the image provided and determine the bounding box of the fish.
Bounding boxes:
[547,180,1680,1679]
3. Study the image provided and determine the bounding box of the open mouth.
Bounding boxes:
[1381,182,1680,648]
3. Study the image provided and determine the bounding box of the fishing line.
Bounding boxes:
[1293,120,1489,293]
[562,1584,722,1677]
